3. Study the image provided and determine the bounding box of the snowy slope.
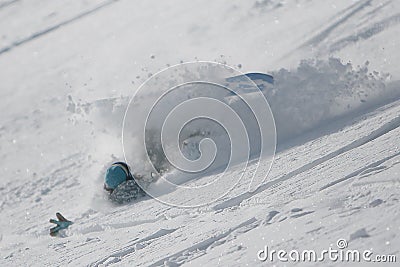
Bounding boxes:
[1,0,400,266]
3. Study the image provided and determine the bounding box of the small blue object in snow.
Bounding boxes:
[49,212,73,237]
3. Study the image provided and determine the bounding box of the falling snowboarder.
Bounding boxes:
[101,74,273,204]
[103,162,146,204]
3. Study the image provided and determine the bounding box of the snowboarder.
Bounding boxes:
[104,162,146,204]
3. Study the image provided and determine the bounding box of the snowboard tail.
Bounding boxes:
[226,72,274,84]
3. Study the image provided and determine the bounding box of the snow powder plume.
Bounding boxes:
[266,58,396,143]
[66,58,398,202]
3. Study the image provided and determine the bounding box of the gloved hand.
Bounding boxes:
[49,212,73,236]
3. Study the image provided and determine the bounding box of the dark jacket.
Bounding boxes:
[109,180,146,204]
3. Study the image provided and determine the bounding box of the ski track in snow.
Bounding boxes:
[0,0,19,10]
[91,228,178,266]
[213,113,400,211]
[302,0,374,48]
[330,12,400,52]
[320,151,400,191]
[148,218,258,267]
[0,0,120,55]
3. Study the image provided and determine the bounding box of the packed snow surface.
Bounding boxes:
[1,0,399,266]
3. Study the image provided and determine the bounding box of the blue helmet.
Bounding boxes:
[104,162,133,191]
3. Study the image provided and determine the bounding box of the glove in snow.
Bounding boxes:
[49,212,73,237]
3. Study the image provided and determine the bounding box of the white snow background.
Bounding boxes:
[0,0,399,266]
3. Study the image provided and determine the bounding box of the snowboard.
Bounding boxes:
[225,72,274,93]
[226,72,274,84]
